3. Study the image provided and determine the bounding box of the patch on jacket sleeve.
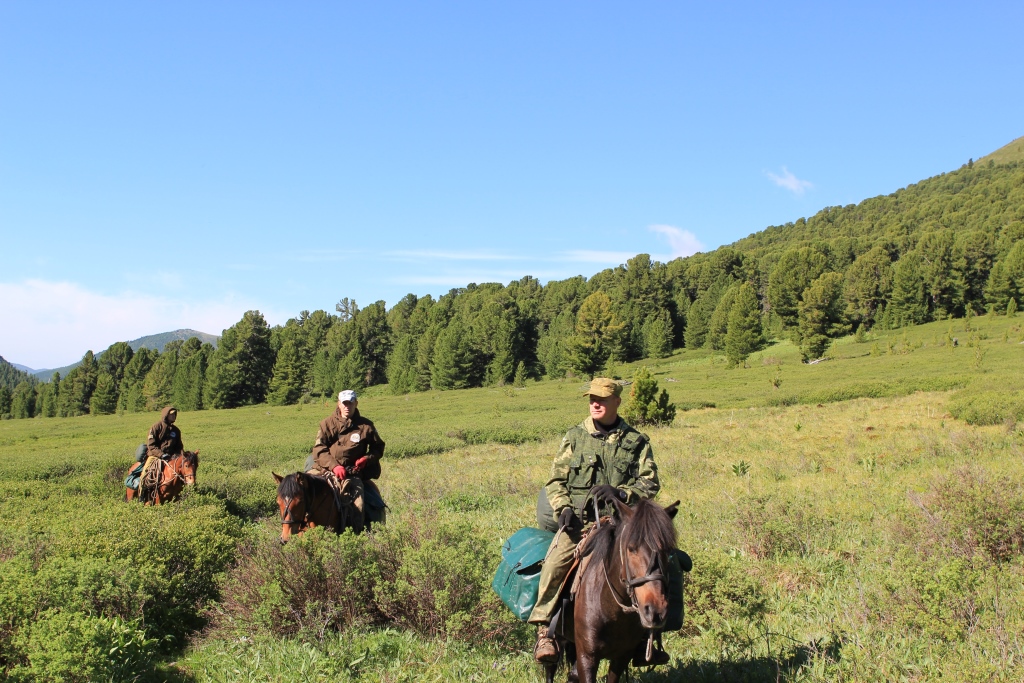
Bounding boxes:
[350,433,361,443]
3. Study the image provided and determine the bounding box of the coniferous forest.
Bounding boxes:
[2,158,1023,420]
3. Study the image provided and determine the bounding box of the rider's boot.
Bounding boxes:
[534,625,558,663]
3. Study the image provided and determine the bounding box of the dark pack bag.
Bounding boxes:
[492,527,555,621]
[664,549,692,631]
[536,486,559,533]
[364,480,387,525]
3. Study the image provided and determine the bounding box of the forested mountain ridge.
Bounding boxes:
[0,357,32,391]
[128,328,219,353]
[3,143,1022,420]
[19,329,220,380]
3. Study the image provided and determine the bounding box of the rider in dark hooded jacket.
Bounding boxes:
[147,406,184,460]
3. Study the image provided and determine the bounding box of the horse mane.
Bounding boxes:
[589,499,677,562]
[277,471,331,499]
[620,498,677,552]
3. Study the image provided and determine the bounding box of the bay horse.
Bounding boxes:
[272,471,362,543]
[125,451,199,505]
[546,486,680,683]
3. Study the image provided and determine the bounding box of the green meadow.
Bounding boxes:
[2,314,1024,681]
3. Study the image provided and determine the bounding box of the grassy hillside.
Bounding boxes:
[979,135,1024,166]
[1,314,1023,681]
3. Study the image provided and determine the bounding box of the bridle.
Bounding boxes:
[603,537,668,615]
[279,494,308,529]
[158,453,196,490]
[601,525,670,662]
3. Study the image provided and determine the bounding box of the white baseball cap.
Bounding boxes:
[338,390,358,402]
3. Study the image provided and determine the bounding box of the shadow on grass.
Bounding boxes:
[634,639,842,682]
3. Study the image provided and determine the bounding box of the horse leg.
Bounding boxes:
[566,641,579,683]
[605,655,631,683]
[575,653,598,683]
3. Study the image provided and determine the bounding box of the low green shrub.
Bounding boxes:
[373,517,520,642]
[216,527,381,638]
[8,611,158,683]
[948,389,1024,426]
[871,552,981,642]
[920,466,1024,562]
[680,549,768,636]
[214,517,523,646]
[736,494,834,559]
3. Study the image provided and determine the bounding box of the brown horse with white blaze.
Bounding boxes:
[546,485,681,683]
[125,450,199,505]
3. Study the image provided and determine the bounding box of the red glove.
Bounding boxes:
[332,465,347,479]
[353,456,369,473]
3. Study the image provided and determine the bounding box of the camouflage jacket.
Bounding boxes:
[544,416,659,522]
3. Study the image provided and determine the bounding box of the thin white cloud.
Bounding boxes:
[384,249,522,262]
[0,279,279,369]
[766,166,813,196]
[649,225,704,258]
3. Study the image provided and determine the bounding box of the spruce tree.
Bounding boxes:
[537,309,574,378]
[641,310,674,358]
[0,386,10,417]
[431,319,472,390]
[513,361,528,388]
[888,252,930,327]
[118,349,155,413]
[767,247,828,329]
[142,350,176,411]
[725,283,764,367]
[622,366,676,427]
[335,346,368,391]
[10,381,36,418]
[1008,297,1018,318]
[566,291,623,377]
[39,373,60,417]
[204,311,275,408]
[843,246,893,328]
[97,341,134,397]
[798,272,849,361]
[267,333,304,405]
[706,283,739,350]
[386,335,418,394]
[89,372,118,415]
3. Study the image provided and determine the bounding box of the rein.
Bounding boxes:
[158,454,194,491]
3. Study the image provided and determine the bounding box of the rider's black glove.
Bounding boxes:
[591,484,628,505]
[557,506,581,532]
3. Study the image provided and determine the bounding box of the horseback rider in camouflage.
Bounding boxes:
[529,378,668,666]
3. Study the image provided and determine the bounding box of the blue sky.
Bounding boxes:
[2,1,1022,368]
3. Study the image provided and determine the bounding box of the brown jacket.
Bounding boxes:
[312,407,384,480]
[147,406,184,460]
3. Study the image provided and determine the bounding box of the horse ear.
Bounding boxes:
[272,472,283,484]
[664,500,681,519]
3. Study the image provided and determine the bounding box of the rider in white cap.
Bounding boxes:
[308,389,386,530]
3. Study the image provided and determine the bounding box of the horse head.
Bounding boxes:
[180,450,199,486]
[593,486,680,630]
[272,471,309,543]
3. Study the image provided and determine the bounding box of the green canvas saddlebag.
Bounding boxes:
[492,527,555,621]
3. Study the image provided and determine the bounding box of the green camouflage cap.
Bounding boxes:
[584,377,622,398]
